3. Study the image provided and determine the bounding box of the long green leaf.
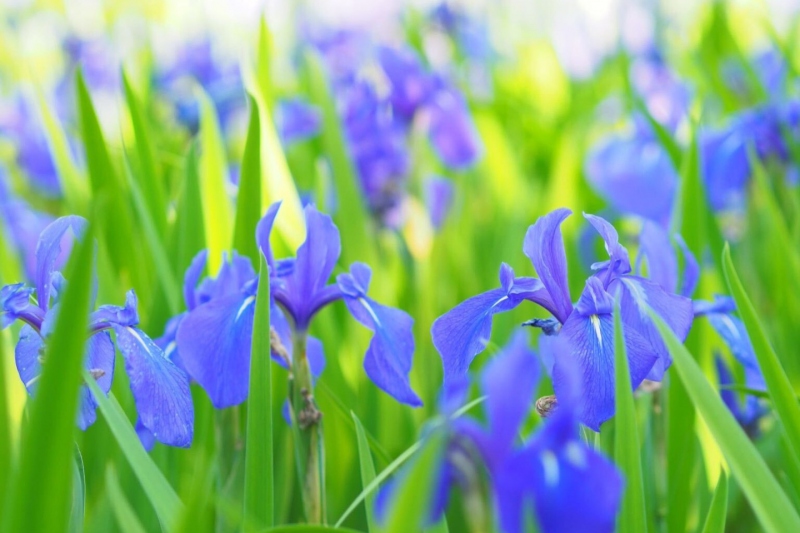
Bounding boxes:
[651,311,800,532]
[122,70,167,237]
[351,411,378,532]
[69,446,85,533]
[382,430,445,533]
[613,304,648,533]
[233,95,262,264]
[197,86,232,274]
[722,244,800,457]
[85,381,183,531]
[106,466,148,533]
[243,254,273,530]
[701,473,728,533]
[0,329,11,505]
[3,226,94,532]
[264,526,363,533]
[173,143,207,277]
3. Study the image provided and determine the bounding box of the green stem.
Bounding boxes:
[289,332,326,524]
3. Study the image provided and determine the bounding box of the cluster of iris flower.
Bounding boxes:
[0,216,193,449]
[586,48,800,226]
[312,29,481,226]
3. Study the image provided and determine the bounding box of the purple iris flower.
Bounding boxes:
[377,331,623,532]
[701,102,799,213]
[276,98,322,146]
[424,176,455,230]
[0,97,62,197]
[432,209,693,430]
[174,203,421,408]
[156,39,246,133]
[0,216,193,449]
[0,176,56,280]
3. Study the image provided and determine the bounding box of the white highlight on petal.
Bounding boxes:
[358,297,381,327]
[542,450,560,487]
[565,440,587,469]
[590,314,603,347]
[236,296,255,322]
[622,278,649,318]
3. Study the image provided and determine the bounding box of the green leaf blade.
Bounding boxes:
[233,96,263,265]
[351,411,378,532]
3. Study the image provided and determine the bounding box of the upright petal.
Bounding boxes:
[674,234,699,298]
[426,87,481,169]
[523,209,573,323]
[256,202,282,270]
[338,263,421,406]
[584,213,631,281]
[638,221,677,294]
[34,215,88,311]
[552,279,657,431]
[176,292,255,408]
[89,290,139,330]
[183,250,208,311]
[114,325,194,447]
[1,283,41,330]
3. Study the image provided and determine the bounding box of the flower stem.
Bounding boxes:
[289,332,326,524]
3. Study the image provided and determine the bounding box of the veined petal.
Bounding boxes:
[34,215,87,311]
[523,209,573,323]
[338,263,420,406]
[612,276,693,381]
[15,325,44,394]
[176,292,255,408]
[114,325,194,448]
[552,282,657,431]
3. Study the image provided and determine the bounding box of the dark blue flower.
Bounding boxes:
[1,216,193,448]
[432,209,693,430]
[175,203,421,408]
[378,331,623,532]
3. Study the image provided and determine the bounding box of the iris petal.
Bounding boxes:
[114,325,194,448]
[34,215,87,311]
[523,208,573,323]
[176,292,255,408]
[77,331,116,430]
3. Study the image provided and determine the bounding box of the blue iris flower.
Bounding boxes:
[377,331,623,532]
[173,202,422,408]
[0,216,194,450]
[0,175,56,280]
[432,209,693,430]
[276,98,322,147]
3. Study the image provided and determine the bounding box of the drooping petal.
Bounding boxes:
[552,279,657,431]
[494,410,623,533]
[338,263,421,406]
[77,331,116,430]
[584,213,631,281]
[15,325,44,394]
[34,215,87,311]
[693,296,736,317]
[135,418,157,452]
[707,313,764,390]
[176,292,255,408]
[1,283,41,330]
[523,208,573,323]
[424,176,454,230]
[479,330,540,467]
[611,276,694,381]
[114,325,194,447]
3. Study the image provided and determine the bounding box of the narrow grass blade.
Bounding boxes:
[651,311,800,532]
[233,95,262,264]
[304,51,374,266]
[722,244,800,457]
[351,411,378,532]
[173,144,207,276]
[263,527,363,533]
[197,86,232,273]
[0,328,11,505]
[122,154,180,315]
[69,446,85,533]
[613,304,648,533]
[701,473,728,533]
[382,430,445,533]
[243,254,273,530]
[106,466,148,533]
[122,70,167,237]
[3,228,94,532]
[85,381,183,531]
